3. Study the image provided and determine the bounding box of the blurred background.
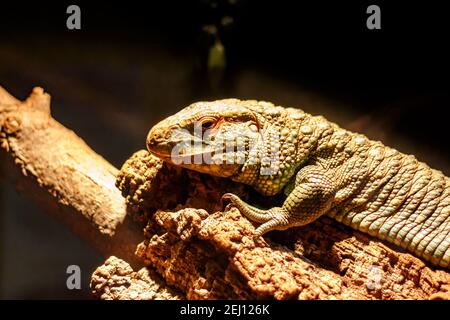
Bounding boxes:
[0,0,449,298]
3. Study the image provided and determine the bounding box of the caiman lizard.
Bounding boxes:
[146,99,450,269]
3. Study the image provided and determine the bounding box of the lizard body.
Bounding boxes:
[146,99,450,268]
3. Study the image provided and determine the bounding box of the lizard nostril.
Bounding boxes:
[146,124,176,154]
[146,122,180,156]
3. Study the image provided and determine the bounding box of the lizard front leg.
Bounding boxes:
[223,165,337,239]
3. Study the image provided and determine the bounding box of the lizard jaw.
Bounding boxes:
[149,148,241,178]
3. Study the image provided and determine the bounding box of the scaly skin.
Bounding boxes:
[146,99,450,268]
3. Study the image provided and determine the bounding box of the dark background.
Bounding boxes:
[0,0,449,298]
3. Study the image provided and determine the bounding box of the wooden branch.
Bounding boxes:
[0,86,143,267]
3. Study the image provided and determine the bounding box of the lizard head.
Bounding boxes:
[147,99,314,194]
[146,99,262,178]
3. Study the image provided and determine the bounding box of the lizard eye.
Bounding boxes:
[200,118,216,130]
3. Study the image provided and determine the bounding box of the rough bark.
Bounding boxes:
[90,256,183,300]
[109,150,450,300]
[1,86,449,300]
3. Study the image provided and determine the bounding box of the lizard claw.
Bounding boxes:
[224,203,235,212]
[221,192,237,211]
[252,234,269,247]
[221,192,236,201]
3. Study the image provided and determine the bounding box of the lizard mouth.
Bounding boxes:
[150,147,222,165]
[148,149,173,160]
[149,147,241,178]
